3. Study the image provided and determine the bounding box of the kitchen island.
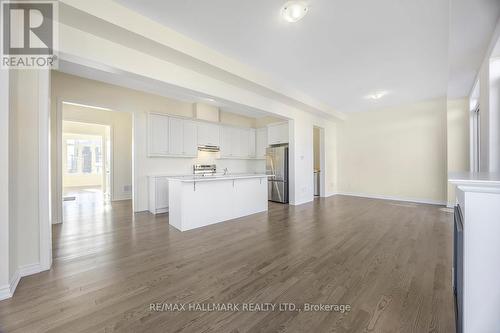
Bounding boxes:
[168,174,268,231]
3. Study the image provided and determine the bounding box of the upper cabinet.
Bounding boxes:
[148,112,277,160]
[220,126,233,158]
[148,113,197,157]
[220,126,257,159]
[197,122,220,147]
[256,127,267,159]
[168,117,184,155]
[268,122,289,146]
[248,129,256,158]
[148,113,169,156]
[182,121,198,156]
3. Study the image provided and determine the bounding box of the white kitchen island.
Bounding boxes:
[168,174,268,231]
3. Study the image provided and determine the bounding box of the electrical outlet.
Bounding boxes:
[123,185,132,193]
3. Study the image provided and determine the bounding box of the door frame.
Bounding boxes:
[55,99,115,224]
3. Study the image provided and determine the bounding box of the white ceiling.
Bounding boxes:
[58,58,276,119]
[448,0,500,98]
[115,0,451,112]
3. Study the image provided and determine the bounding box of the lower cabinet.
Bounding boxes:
[148,176,169,214]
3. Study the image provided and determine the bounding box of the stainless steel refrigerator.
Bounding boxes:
[266,145,289,203]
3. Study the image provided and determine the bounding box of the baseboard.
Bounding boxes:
[334,192,447,206]
[0,285,11,301]
[0,263,47,301]
[290,199,314,206]
[112,196,132,202]
[19,263,45,277]
[0,269,20,301]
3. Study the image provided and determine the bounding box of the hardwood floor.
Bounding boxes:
[0,196,456,333]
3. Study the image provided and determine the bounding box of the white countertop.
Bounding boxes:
[168,173,269,182]
[148,173,191,178]
[448,172,500,187]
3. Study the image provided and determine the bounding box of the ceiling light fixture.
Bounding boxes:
[281,1,309,23]
[365,91,389,100]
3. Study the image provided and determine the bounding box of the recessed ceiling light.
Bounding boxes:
[281,1,309,23]
[365,91,389,100]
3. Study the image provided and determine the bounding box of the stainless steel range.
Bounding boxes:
[193,164,217,176]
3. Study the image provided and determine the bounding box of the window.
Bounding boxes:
[82,146,92,173]
[66,139,78,173]
[65,138,102,175]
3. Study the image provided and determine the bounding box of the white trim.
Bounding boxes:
[38,70,52,272]
[334,192,447,206]
[0,286,11,301]
[111,197,132,202]
[18,263,45,277]
[55,98,63,224]
[0,263,47,300]
[0,270,19,301]
[290,199,314,206]
[324,191,337,198]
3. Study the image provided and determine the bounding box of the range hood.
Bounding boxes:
[198,144,220,152]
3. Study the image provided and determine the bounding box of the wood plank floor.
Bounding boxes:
[0,196,456,333]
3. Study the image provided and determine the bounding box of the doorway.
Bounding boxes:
[313,126,326,197]
[55,100,133,225]
[62,120,112,221]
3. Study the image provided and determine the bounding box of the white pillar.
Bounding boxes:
[38,69,52,271]
[0,69,11,300]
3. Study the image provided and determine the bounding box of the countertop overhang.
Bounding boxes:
[448,172,500,188]
[168,174,269,183]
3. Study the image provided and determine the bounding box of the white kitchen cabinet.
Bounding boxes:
[150,114,197,158]
[268,122,289,145]
[239,128,250,157]
[182,120,198,156]
[219,125,258,159]
[148,113,169,156]
[220,126,233,158]
[169,175,268,231]
[168,117,184,155]
[197,122,220,146]
[148,176,169,214]
[256,127,267,159]
[248,128,256,158]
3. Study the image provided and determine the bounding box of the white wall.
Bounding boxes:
[9,70,43,270]
[489,58,500,172]
[289,114,338,205]
[478,61,491,171]
[51,71,268,213]
[337,98,448,204]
